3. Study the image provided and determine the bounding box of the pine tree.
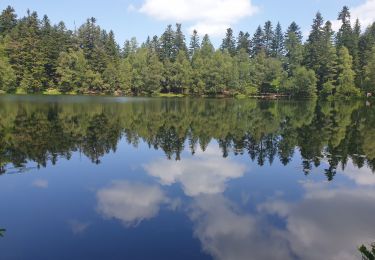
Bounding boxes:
[336,6,354,53]
[7,10,47,92]
[0,6,17,36]
[221,28,236,56]
[252,26,264,57]
[304,12,327,88]
[150,35,160,56]
[77,17,107,73]
[160,24,176,61]
[144,51,163,94]
[200,34,214,57]
[123,37,138,58]
[287,22,303,42]
[174,23,188,54]
[105,30,120,61]
[263,21,274,56]
[271,22,284,58]
[321,21,338,95]
[284,30,303,75]
[189,30,200,59]
[237,31,251,55]
[352,19,361,85]
[358,22,375,88]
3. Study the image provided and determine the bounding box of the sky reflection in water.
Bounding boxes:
[0,96,374,260]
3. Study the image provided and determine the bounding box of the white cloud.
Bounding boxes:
[331,0,375,31]
[189,195,293,260]
[144,146,246,197]
[139,0,259,36]
[339,160,375,186]
[32,179,48,189]
[97,181,167,226]
[259,182,375,260]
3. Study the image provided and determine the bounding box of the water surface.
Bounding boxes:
[0,95,374,260]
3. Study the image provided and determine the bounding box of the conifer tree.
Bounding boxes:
[336,6,354,53]
[287,22,303,42]
[252,26,264,57]
[236,31,251,55]
[320,21,338,96]
[221,28,236,56]
[189,30,200,59]
[123,37,138,59]
[363,46,375,94]
[271,22,284,58]
[263,21,274,56]
[336,47,359,97]
[160,25,176,61]
[304,12,326,88]
[0,6,17,36]
[0,42,16,92]
[174,23,188,54]
[200,34,214,58]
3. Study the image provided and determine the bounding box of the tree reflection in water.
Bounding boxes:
[0,97,374,179]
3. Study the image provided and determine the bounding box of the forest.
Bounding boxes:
[0,5,375,98]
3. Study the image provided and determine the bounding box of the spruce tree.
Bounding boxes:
[320,21,338,96]
[174,23,188,55]
[285,29,303,74]
[252,26,264,57]
[236,31,251,55]
[271,22,284,58]
[352,19,361,85]
[287,22,303,42]
[336,6,354,53]
[160,24,176,61]
[201,34,214,57]
[263,21,274,56]
[0,6,17,36]
[123,37,138,59]
[304,12,326,88]
[220,28,236,56]
[189,30,200,59]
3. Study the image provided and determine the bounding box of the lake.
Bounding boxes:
[0,95,374,260]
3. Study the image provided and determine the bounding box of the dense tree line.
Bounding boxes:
[0,97,374,179]
[0,6,375,97]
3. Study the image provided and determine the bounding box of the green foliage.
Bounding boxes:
[285,66,317,97]
[359,243,375,260]
[0,5,373,98]
[0,42,16,92]
[336,47,360,97]
[56,49,90,93]
[363,46,375,94]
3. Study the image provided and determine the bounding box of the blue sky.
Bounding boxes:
[0,0,373,46]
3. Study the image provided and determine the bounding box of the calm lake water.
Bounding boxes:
[0,95,374,260]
